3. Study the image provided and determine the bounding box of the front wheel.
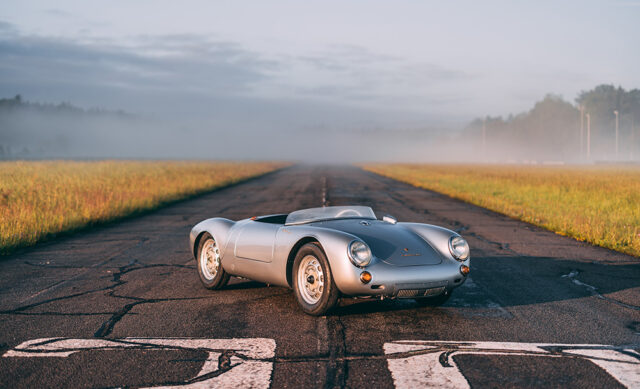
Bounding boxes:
[292,243,339,315]
[196,233,230,290]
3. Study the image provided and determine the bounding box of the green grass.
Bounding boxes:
[0,160,286,254]
[363,164,640,257]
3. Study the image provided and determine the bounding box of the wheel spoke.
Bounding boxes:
[297,255,325,305]
[200,239,220,281]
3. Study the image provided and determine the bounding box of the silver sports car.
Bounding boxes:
[189,206,470,315]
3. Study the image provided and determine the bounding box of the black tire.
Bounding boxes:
[415,290,452,307]
[196,233,230,290]
[292,243,339,315]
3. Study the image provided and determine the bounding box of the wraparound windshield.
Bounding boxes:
[285,206,376,226]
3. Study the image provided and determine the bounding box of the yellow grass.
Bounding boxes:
[0,160,285,254]
[362,164,640,257]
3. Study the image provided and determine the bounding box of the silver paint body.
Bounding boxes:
[189,206,469,298]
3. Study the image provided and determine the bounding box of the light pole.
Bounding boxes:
[632,116,636,161]
[614,110,619,159]
[580,105,584,159]
[482,117,487,161]
[586,113,591,160]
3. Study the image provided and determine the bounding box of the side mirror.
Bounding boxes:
[382,215,397,224]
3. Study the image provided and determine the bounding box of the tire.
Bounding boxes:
[415,290,452,307]
[292,243,339,315]
[196,233,230,290]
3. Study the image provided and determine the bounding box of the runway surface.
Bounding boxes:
[1,165,639,388]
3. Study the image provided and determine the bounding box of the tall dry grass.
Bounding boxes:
[363,164,640,257]
[0,161,284,254]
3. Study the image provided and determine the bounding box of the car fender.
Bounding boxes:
[189,218,236,259]
[400,222,469,264]
[276,225,360,292]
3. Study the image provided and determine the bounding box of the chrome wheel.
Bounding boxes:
[297,255,324,305]
[200,238,220,281]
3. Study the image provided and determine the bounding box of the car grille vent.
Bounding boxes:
[397,286,445,299]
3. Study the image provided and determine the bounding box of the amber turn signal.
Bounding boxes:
[360,271,372,284]
[460,265,470,276]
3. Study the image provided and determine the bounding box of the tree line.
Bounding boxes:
[0,95,133,159]
[465,85,640,162]
[0,95,131,117]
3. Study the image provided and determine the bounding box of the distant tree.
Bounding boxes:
[576,85,640,157]
[466,94,579,160]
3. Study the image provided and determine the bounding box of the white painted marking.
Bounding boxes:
[3,337,276,388]
[384,343,469,388]
[384,340,640,389]
[564,349,640,389]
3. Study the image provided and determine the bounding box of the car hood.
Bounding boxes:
[309,219,443,266]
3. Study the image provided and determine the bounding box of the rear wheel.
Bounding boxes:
[197,233,230,290]
[293,243,339,315]
[415,291,452,307]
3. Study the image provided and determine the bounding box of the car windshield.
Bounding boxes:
[285,206,376,226]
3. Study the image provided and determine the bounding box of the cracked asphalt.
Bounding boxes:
[1,165,639,388]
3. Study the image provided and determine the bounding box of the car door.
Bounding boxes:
[233,221,279,263]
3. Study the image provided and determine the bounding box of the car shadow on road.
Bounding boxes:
[459,255,640,309]
[218,255,640,316]
[224,280,268,291]
[331,298,429,316]
[330,254,640,316]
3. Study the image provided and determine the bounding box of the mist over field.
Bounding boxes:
[1,1,638,163]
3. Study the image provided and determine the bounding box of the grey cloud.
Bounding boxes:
[42,9,75,18]
[0,20,17,35]
[0,21,468,117]
[0,21,469,162]
[288,44,470,108]
[0,22,276,104]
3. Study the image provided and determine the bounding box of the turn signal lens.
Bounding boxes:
[360,271,372,284]
[460,265,470,276]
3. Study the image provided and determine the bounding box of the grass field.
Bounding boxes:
[0,160,285,254]
[363,164,640,257]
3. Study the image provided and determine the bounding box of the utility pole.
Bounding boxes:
[632,116,636,161]
[482,117,487,161]
[586,113,591,160]
[580,105,584,159]
[614,110,619,159]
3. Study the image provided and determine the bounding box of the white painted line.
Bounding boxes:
[3,337,276,389]
[384,340,640,389]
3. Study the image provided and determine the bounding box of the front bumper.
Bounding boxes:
[331,255,470,298]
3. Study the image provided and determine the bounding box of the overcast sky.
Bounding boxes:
[1,0,639,131]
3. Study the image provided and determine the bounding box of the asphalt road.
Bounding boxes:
[1,165,639,388]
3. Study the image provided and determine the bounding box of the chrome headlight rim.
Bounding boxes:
[348,240,372,267]
[448,236,470,261]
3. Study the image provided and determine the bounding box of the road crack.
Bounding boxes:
[562,270,640,311]
[325,316,347,388]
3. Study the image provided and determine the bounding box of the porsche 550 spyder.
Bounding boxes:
[189,206,470,315]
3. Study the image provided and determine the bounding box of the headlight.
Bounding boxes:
[449,236,469,261]
[348,241,372,267]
